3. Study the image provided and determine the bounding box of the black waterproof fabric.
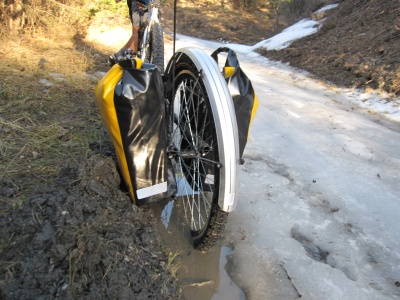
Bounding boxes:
[114,61,170,205]
[211,47,258,159]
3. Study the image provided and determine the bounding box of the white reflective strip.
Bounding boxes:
[137,181,167,199]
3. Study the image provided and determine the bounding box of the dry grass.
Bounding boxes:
[0,34,105,192]
[0,2,152,196]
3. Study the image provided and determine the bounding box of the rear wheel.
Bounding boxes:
[169,59,229,251]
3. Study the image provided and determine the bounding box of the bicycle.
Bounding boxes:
[110,0,164,71]
[97,1,240,252]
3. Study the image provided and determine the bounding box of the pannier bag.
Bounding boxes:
[94,57,174,206]
[211,47,259,159]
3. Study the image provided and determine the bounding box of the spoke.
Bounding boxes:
[179,159,213,225]
[171,72,218,232]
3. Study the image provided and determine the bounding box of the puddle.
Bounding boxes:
[152,199,246,300]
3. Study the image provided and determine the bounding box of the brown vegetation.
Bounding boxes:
[262,0,400,96]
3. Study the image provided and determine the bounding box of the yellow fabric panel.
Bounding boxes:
[94,64,136,203]
[250,93,259,125]
[247,93,259,142]
[224,66,236,78]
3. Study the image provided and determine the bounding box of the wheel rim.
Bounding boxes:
[171,70,219,233]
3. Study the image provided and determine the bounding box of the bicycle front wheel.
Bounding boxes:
[166,48,239,251]
[144,22,164,73]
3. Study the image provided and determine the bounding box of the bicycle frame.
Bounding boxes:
[138,0,161,62]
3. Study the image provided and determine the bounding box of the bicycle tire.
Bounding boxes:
[166,49,239,251]
[145,23,164,73]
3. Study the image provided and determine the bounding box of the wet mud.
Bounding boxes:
[0,155,182,299]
